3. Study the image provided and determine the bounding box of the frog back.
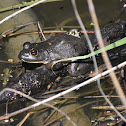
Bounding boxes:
[41,33,87,61]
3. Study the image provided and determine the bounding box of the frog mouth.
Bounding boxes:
[21,59,49,64]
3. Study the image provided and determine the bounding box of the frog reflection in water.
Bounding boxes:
[18,33,92,76]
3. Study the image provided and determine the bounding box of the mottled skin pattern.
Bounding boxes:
[18,21,126,72]
[1,20,126,102]
[18,33,87,63]
[0,65,67,102]
[88,20,126,62]
[90,20,126,50]
[18,33,88,75]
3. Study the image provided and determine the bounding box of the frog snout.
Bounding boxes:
[18,50,29,60]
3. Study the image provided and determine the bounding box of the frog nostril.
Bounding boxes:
[18,51,29,59]
[30,49,38,56]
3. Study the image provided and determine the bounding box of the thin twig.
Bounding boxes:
[0,61,125,121]
[0,21,36,37]
[0,0,47,25]
[0,88,40,103]
[43,26,81,29]
[43,100,68,125]
[36,95,123,99]
[0,60,13,64]
[92,106,126,110]
[88,0,126,106]
[44,99,104,126]
[71,0,117,123]
[0,88,77,126]
[36,21,46,41]
[16,112,35,126]
[87,0,126,122]
[0,30,94,39]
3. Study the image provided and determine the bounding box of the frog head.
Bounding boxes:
[18,42,49,64]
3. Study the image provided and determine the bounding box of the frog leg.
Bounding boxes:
[45,61,65,71]
[68,62,93,77]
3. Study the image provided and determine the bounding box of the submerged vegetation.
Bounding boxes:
[0,0,126,126]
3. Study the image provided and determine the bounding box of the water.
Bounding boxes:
[0,0,125,125]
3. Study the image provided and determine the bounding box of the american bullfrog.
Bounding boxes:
[86,20,126,65]
[90,20,126,51]
[18,20,126,76]
[0,65,67,102]
[3,21,126,102]
[18,33,89,76]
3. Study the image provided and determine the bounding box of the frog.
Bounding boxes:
[0,65,68,102]
[90,20,126,51]
[85,20,126,64]
[18,33,90,76]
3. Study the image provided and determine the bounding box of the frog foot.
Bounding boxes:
[67,29,81,38]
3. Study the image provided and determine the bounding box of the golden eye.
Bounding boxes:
[30,49,38,56]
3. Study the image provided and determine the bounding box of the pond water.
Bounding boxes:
[0,0,125,126]
[32,0,122,27]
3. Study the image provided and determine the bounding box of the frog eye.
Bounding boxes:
[30,49,38,56]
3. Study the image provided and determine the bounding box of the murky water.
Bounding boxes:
[32,0,122,27]
[0,0,125,125]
